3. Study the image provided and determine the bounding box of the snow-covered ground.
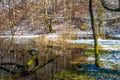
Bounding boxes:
[66,36,120,70]
[87,50,120,70]
[67,38,120,50]
[65,37,120,70]
[67,38,120,46]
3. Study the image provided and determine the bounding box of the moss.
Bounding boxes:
[54,70,95,80]
[85,48,112,56]
[69,43,90,48]
[0,77,13,80]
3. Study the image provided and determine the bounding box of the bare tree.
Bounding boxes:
[89,0,100,67]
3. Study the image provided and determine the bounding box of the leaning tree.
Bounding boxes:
[89,0,120,67]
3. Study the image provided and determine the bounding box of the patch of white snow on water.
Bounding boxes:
[87,57,95,61]
[0,35,41,38]
[45,33,60,41]
[0,34,42,44]
[67,38,120,45]
[101,45,119,51]
[87,57,109,62]
[66,38,120,50]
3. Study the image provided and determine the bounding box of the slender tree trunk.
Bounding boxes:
[54,0,57,21]
[89,0,100,67]
[98,4,105,38]
[119,0,120,7]
[55,0,58,13]
[69,0,72,28]
[43,0,52,33]
[63,0,66,17]
[44,0,48,31]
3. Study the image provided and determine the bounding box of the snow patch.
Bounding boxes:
[45,33,60,41]
[0,35,40,38]
[87,50,120,69]
[66,38,120,51]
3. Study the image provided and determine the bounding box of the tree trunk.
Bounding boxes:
[89,0,100,67]
[119,0,120,7]
[98,3,105,38]
[63,0,66,17]
[54,0,58,21]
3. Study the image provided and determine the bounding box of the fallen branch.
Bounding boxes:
[0,55,59,79]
